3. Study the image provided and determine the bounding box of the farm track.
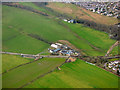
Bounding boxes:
[106,41,119,56]
[1,52,68,58]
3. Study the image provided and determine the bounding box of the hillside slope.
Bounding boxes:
[46,2,118,25]
[2,3,119,88]
[2,5,117,56]
[18,2,118,25]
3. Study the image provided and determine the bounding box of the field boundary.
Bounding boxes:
[1,58,40,75]
[19,59,67,88]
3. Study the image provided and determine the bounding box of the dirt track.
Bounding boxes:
[105,41,119,56]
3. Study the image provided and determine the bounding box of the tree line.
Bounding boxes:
[2,2,49,16]
[74,18,119,40]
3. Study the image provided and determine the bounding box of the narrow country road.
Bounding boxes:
[0,51,69,58]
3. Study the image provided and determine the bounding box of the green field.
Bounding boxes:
[63,22,116,55]
[25,59,118,88]
[2,54,33,73]
[2,58,66,88]
[2,5,117,56]
[2,3,119,89]
[2,6,49,54]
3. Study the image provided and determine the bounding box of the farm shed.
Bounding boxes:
[51,44,59,48]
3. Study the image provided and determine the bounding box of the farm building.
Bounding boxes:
[51,44,59,49]
[49,43,79,56]
[51,43,63,49]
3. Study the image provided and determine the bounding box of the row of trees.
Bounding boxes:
[2,2,49,16]
[79,56,108,68]
[28,33,52,44]
[33,2,72,19]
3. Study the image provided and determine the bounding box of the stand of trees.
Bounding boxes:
[28,33,52,44]
[75,19,119,40]
[79,56,108,68]
[2,2,49,16]
[33,2,72,19]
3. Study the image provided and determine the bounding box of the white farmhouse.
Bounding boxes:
[51,44,58,49]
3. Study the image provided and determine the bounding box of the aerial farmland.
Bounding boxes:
[1,1,119,89]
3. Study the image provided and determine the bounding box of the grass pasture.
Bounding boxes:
[2,54,33,73]
[25,59,118,88]
[2,5,117,56]
[2,6,50,54]
[2,3,119,89]
[2,58,66,88]
[2,5,78,54]
[63,22,116,54]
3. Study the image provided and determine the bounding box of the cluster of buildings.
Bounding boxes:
[75,2,119,18]
[63,19,76,23]
[108,60,120,73]
[48,43,79,56]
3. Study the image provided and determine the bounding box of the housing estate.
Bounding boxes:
[107,60,120,75]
